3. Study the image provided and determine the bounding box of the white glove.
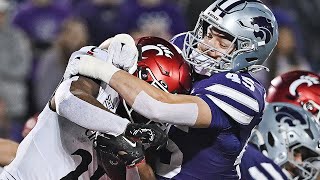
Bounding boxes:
[63,34,138,81]
[63,48,87,80]
[103,34,138,74]
[63,46,110,80]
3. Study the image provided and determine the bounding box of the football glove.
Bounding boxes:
[100,34,138,74]
[94,133,145,167]
[63,34,138,80]
[125,123,168,150]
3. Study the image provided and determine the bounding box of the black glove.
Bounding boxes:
[125,123,168,150]
[94,133,145,167]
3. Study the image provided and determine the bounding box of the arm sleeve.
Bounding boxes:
[132,91,198,126]
[55,77,130,136]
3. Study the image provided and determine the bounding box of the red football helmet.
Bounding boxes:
[123,36,192,123]
[135,36,191,94]
[267,70,320,122]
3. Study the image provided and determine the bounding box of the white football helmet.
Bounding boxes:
[182,0,278,75]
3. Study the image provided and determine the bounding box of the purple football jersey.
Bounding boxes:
[240,144,288,180]
[154,34,266,179]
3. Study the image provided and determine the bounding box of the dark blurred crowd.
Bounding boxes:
[0,0,319,142]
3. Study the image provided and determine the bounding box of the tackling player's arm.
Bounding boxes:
[73,56,212,128]
[110,70,212,128]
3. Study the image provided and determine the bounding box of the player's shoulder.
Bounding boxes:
[170,32,187,50]
[193,71,265,125]
[197,71,265,99]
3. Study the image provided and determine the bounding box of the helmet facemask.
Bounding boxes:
[183,16,238,76]
[301,100,320,124]
[284,145,320,179]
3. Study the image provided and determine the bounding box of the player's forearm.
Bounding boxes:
[54,77,130,136]
[110,71,205,127]
[110,70,170,106]
[76,58,211,127]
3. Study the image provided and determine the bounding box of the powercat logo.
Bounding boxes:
[238,16,274,44]
[274,105,307,127]
[252,17,274,43]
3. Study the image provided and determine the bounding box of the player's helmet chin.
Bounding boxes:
[183,0,278,75]
[267,70,320,124]
[123,36,192,123]
[250,103,320,180]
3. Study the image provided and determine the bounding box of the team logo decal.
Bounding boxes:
[141,44,174,59]
[289,75,320,96]
[275,106,307,127]
[103,94,119,111]
[238,16,274,43]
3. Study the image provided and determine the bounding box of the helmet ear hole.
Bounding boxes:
[267,132,275,147]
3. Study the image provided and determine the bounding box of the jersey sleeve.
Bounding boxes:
[192,72,266,126]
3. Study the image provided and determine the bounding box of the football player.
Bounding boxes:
[267,70,320,123]
[66,0,279,179]
[95,36,192,180]
[249,103,320,179]
[0,34,166,180]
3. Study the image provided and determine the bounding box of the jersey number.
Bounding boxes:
[226,73,255,92]
[60,149,105,180]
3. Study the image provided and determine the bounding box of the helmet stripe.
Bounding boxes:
[213,0,242,17]
[212,0,228,12]
[218,0,263,17]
